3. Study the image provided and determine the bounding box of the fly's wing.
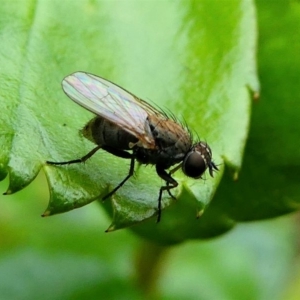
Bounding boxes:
[62,72,159,149]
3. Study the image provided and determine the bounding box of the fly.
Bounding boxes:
[47,72,218,222]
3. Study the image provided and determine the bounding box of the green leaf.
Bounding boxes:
[206,0,300,222]
[0,0,258,243]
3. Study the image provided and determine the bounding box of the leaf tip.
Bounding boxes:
[253,91,260,101]
[196,208,205,218]
[3,189,12,195]
[42,210,51,217]
[233,171,239,181]
[105,224,116,232]
[246,84,260,102]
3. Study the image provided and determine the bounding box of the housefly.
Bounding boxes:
[47,72,218,222]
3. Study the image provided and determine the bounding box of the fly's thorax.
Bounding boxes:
[81,116,138,149]
[147,114,192,153]
[182,142,213,179]
[135,115,192,168]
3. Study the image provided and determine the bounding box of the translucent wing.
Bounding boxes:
[62,72,161,149]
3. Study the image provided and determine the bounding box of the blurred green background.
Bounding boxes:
[0,0,300,299]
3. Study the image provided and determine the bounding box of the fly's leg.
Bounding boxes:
[47,144,135,200]
[156,164,178,223]
[46,146,102,165]
[102,146,135,200]
[166,182,176,199]
[165,164,182,199]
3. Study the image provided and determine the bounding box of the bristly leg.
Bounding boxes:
[166,181,177,199]
[47,144,135,201]
[102,154,135,200]
[156,164,178,222]
[165,164,182,199]
[46,146,102,165]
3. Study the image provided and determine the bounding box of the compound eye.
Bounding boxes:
[182,151,207,178]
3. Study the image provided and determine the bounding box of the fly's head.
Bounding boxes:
[182,142,218,179]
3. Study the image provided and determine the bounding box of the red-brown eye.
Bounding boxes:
[182,151,207,179]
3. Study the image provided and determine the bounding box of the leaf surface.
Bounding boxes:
[0,0,258,243]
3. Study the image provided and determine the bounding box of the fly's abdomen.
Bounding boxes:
[81,117,138,150]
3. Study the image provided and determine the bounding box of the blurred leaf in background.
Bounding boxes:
[0,0,300,299]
